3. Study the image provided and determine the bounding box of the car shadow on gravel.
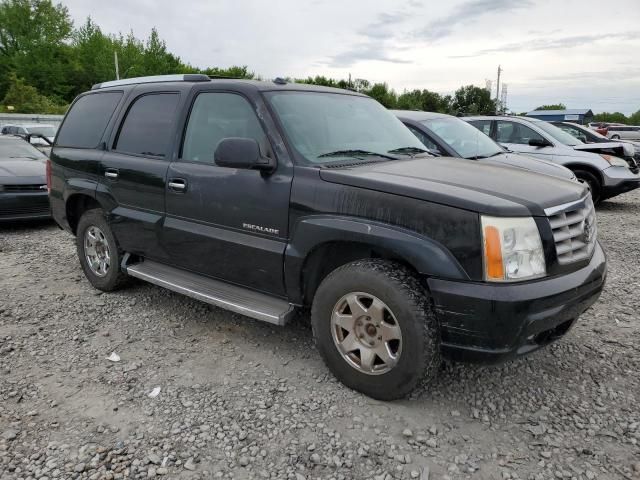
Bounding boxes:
[597,200,637,213]
[0,219,56,232]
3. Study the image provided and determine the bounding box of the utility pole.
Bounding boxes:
[114,51,120,80]
[495,65,502,112]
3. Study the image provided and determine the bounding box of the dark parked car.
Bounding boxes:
[0,136,50,221]
[393,110,576,181]
[49,75,606,400]
[551,121,640,168]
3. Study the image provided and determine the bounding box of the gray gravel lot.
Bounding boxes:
[1,192,639,480]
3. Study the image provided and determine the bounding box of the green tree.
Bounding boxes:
[593,112,629,124]
[534,103,567,111]
[396,89,450,113]
[0,0,74,100]
[362,83,397,108]
[1,73,66,113]
[450,85,496,115]
[629,110,640,125]
[70,17,118,95]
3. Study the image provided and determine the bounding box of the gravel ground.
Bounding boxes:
[1,192,639,480]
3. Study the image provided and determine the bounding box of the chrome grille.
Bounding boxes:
[546,195,597,265]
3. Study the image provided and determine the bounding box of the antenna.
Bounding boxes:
[114,51,120,80]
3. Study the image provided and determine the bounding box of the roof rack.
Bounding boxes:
[92,74,211,90]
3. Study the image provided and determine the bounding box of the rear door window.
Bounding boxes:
[56,92,123,148]
[115,93,180,157]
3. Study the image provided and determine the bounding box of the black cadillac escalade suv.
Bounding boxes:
[49,75,606,400]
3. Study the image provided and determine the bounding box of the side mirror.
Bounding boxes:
[214,137,275,172]
[528,138,551,148]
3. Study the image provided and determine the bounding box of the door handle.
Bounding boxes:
[168,179,187,192]
[104,168,119,180]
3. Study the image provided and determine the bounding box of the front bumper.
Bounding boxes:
[0,192,51,221]
[428,242,606,363]
[601,166,640,199]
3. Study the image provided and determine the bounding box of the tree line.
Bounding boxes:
[1,0,638,124]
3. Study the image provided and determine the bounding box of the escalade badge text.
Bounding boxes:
[243,223,279,235]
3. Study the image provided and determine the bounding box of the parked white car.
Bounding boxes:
[465,115,640,203]
[607,125,640,141]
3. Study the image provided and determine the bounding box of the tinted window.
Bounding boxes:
[57,92,123,148]
[115,93,180,157]
[182,93,267,163]
[406,125,440,152]
[496,121,545,145]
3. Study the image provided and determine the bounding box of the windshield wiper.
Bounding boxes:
[387,146,430,157]
[9,156,41,160]
[317,149,398,161]
[468,151,504,160]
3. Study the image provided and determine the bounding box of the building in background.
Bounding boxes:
[526,109,594,125]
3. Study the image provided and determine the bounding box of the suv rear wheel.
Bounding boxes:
[311,259,440,400]
[76,208,128,291]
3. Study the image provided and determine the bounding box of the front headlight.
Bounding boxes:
[481,216,546,282]
[600,154,629,168]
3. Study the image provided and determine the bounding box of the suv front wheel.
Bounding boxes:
[76,208,128,291]
[311,259,440,400]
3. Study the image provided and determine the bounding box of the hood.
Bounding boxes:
[485,153,575,180]
[319,157,587,217]
[574,142,633,158]
[0,158,46,180]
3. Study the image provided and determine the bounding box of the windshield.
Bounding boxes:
[265,91,426,164]
[421,117,503,159]
[535,121,583,146]
[27,125,56,137]
[0,139,47,160]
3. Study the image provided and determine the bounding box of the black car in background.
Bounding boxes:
[0,136,50,221]
[393,110,577,181]
[551,121,640,169]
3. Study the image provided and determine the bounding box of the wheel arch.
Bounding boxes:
[284,216,469,306]
[65,193,102,235]
[563,163,604,185]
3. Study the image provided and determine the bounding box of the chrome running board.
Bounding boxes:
[126,260,294,326]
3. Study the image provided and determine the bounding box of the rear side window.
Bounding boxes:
[56,92,123,148]
[182,92,267,163]
[115,93,180,157]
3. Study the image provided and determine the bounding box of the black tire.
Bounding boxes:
[611,135,620,140]
[311,259,440,400]
[76,208,128,291]
[574,169,602,205]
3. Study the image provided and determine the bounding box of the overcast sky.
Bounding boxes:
[61,0,640,114]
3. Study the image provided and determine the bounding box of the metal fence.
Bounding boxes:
[0,113,64,129]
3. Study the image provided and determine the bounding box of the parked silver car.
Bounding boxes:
[465,116,640,203]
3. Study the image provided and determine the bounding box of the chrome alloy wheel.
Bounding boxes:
[331,292,402,375]
[84,226,111,277]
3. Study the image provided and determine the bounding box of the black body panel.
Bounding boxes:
[318,157,586,217]
[430,242,606,362]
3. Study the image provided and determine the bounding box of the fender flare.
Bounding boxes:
[284,215,469,303]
